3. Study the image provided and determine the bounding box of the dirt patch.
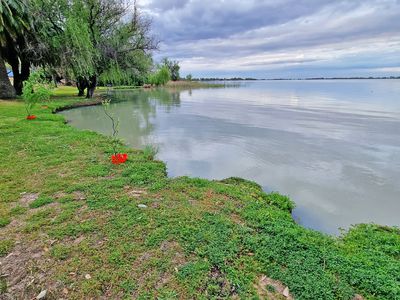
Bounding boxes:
[101,174,116,180]
[124,186,147,198]
[72,191,86,201]
[207,266,238,297]
[131,241,187,298]
[30,202,61,216]
[230,213,245,226]
[150,202,161,209]
[0,239,55,299]
[19,193,39,206]
[73,235,86,245]
[255,275,294,300]
[53,191,67,199]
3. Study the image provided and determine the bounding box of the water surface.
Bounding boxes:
[61,80,400,234]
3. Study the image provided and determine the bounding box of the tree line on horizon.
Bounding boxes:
[0,0,181,99]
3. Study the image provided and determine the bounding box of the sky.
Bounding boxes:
[138,0,400,78]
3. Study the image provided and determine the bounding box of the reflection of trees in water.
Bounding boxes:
[104,88,182,147]
[144,88,181,110]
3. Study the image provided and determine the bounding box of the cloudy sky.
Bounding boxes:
[139,0,400,78]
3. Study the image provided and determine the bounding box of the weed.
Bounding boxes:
[29,196,53,208]
[142,144,159,160]
[0,216,11,227]
[0,239,14,257]
[51,244,71,260]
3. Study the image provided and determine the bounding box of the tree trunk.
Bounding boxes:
[0,56,16,99]
[11,58,30,96]
[76,76,88,96]
[21,58,30,82]
[10,60,22,96]
[86,75,97,98]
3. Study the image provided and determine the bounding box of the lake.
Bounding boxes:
[60,80,400,234]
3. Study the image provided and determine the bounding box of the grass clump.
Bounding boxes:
[29,196,53,208]
[142,144,159,160]
[51,244,72,260]
[0,240,14,257]
[0,278,6,293]
[10,205,28,216]
[0,216,11,227]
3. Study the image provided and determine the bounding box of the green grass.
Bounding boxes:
[0,86,399,299]
[29,196,54,208]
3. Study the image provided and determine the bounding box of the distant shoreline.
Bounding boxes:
[195,76,400,81]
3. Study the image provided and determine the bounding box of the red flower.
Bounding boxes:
[26,115,37,120]
[111,153,128,164]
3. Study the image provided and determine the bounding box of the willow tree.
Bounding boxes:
[56,0,157,98]
[1,0,157,98]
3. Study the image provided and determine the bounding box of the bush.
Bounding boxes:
[22,70,53,116]
[148,66,170,86]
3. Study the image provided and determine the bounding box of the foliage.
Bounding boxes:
[148,65,170,86]
[22,70,52,116]
[0,0,31,47]
[185,74,192,81]
[162,57,180,81]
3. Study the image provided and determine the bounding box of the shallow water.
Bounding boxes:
[60,80,400,234]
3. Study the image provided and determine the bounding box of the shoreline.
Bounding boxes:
[52,96,104,113]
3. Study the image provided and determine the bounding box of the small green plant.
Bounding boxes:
[143,144,158,160]
[102,99,128,164]
[22,70,53,118]
[102,99,120,155]
[0,216,11,227]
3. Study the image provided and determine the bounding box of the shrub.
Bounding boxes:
[22,70,53,117]
[148,66,170,86]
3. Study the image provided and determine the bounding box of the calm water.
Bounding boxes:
[61,80,400,234]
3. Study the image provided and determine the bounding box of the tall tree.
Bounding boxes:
[50,0,158,97]
[162,58,180,81]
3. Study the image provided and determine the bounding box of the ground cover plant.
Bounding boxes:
[0,87,399,299]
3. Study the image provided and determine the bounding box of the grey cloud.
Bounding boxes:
[141,0,400,77]
[146,0,332,42]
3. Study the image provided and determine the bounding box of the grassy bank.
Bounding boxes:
[0,87,399,299]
